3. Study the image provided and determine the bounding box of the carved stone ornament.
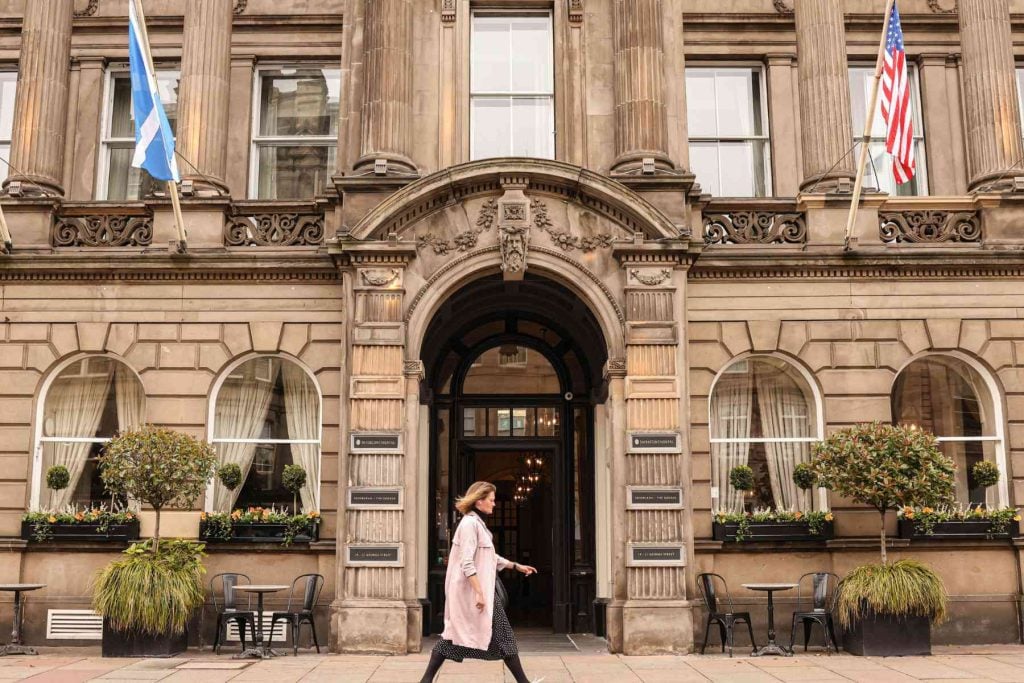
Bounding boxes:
[605,358,627,378]
[533,199,615,252]
[630,269,672,286]
[225,213,325,247]
[52,215,153,247]
[879,210,981,244]
[233,0,248,14]
[404,359,425,377]
[772,0,793,15]
[441,0,456,23]
[416,198,496,255]
[703,211,807,245]
[74,0,99,17]
[568,0,583,23]
[926,0,957,13]
[361,269,400,287]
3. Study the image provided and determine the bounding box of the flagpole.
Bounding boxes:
[843,0,896,252]
[131,0,187,253]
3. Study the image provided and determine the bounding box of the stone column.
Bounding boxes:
[610,0,674,174]
[354,0,416,174]
[4,0,74,196]
[958,0,1023,191]
[794,0,855,193]
[176,0,233,195]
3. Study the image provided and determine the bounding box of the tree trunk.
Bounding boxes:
[879,508,887,565]
[153,507,161,554]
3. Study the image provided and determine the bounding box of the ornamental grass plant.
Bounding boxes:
[835,559,947,628]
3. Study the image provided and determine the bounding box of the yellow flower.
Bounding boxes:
[74,512,84,521]
[922,507,933,514]
[1014,515,1021,522]
[905,512,914,519]
[47,515,56,523]
[794,511,803,520]
[825,513,834,522]
[200,512,207,521]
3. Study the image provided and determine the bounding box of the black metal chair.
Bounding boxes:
[789,571,841,654]
[697,572,757,657]
[210,572,258,654]
[270,573,325,655]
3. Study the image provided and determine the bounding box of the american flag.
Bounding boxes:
[880,2,915,185]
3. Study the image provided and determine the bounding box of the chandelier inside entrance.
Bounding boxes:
[513,452,545,504]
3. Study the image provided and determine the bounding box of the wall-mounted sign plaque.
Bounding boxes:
[627,487,683,510]
[350,433,402,453]
[348,487,403,510]
[628,432,681,454]
[626,543,686,567]
[346,544,404,567]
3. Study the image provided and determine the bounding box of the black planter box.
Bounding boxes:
[199,520,319,543]
[713,520,834,543]
[897,518,1020,540]
[102,619,188,658]
[20,519,140,543]
[843,612,931,656]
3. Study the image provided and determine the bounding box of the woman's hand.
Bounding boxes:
[514,563,538,576]
[474,588,486,610]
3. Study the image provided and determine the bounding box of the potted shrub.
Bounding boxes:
[200,507,320,545]
[712,463,833,542]
[898,462,1020,540]
[282,464,307,514]
[21,466,140,543]
[809,423,953,656]
[216,462,242,507]
[93,426,217,657]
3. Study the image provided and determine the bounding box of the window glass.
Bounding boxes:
[463,346,560,395]
[253,67,340,199]
[849,65,927,196]
[709,357,817,513]
[0,71,16,164]
[1016,67,1024,148]
[686,68,770,196]
[212,357,321,513]
[39,357,145,509]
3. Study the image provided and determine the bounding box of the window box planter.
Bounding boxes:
[897,518,1020,540]
[199,519,320,544]
[102,618,187,658]
[712,519,834,543]
[20,519,141,543]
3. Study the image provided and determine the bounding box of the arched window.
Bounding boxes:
[462,345,560,395]
[892,355,1005,507]
[210,356,321,513]
[35,356,145,509]
[709,356,821,513]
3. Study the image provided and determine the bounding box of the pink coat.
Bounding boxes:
[441,512,512,650]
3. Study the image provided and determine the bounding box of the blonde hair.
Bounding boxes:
[455,481,496,515]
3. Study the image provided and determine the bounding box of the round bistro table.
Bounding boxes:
[0,584,46,656]
[741,583,798,657]
[232,585,289,659]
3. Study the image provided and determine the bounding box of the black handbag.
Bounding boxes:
[495,574,509,606]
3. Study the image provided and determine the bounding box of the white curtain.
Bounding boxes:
[711,375,753,513]
[46,365,114,508]
[213,360,278,511]
[756,370,812,511]
[114,365,145,431]
[282,362,320,511]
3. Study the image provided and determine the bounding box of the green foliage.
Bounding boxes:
[282,464,307,513]
[714,509,834,542]
[216,463,242,492]
[201,507,320,546]
[45,465,71,491]
[835,559,948,628]
[728,465,755,492]
[23,507,138,541]
[92,540,206,636]
[971,461,1001,489]
[899,505,1021,538]
[792,462,818,491]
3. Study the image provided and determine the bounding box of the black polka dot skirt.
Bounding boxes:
[432,583,519,662]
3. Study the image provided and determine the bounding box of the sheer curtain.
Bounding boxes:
[711,375,753,513]
[47,367,114,508]
[756,369,812,511]
[213,360,278,511]
[282,362,320,511]
[114,365,145,431]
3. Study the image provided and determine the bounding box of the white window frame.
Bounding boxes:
[0,70,17,163]
[708,354,826,511]
[1015,66,1024,148]
[849,62,928,197]
[469,11,555,161]
[248,65,341,200]
[96,64,179,201]
[205,354,323,512]
[892,352,1009,508]
[686,64,773,197]
[30,354,146,510]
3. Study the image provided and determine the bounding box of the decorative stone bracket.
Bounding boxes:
[225,204,325,247]
[52,207,153,247]
[702,210,807,245]
[879,210,981,244]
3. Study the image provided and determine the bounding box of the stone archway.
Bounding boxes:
[332,159,695,655]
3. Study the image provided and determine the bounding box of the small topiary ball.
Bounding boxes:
[282,464,307,494]
[971,461,1001,489]
[46,465,71,491]
[216,463,242,492]
[792,462,818,491]
[729,465,755,492]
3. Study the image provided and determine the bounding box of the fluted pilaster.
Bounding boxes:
[611,0,673,174]
[958,0,1023,191]
[4,0,74,196]
[794,0,855,193]
[176,0,233,195]
[355,0,416,174]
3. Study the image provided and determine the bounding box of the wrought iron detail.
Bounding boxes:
[703,211,807,245]
[74,0,99,17]
[926,0,957,13]
[772,0,793,15]
[361,269,400,287]
[233,0,248,14]
[879,210,981,244]
[225,213,325,247]
[52,214,153,247]
[533,198,614,252]
[630,269,672,286]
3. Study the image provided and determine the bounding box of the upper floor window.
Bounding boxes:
[686,67,771,197]
[0,71,16,166]
[849,64,927,196]
[1016,67,1024,146]
[470,14,554,160]
[251,67,340,199]
[100,68,180,200]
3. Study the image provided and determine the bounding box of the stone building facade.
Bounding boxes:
[0,0,1023,655]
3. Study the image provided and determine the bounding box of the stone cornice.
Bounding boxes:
[0,254,340,282]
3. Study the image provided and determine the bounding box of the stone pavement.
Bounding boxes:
[2,646,1024,682]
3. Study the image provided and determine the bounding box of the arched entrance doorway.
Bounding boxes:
[422,273,608,635]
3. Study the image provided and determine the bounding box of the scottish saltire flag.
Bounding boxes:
[881,2,915,185]
[128,1,178,182]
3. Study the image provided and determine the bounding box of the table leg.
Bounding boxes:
[235,594,273,660]
[0,591,37,656]
[751,590,793,657]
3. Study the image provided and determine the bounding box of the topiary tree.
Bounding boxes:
[216,463,242,507]
[810,422,954,564]
[728,465,754,496]
[282,464,307,514]
[99,426,217,552]
[45,465,71,497]
[971,460,1000,492]
[792,462,817,491]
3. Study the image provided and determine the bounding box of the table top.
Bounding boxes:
[741,583,798,591]
[0,584,46,592]
[236,585,289,593]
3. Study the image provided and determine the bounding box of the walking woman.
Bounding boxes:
[420,481,539,683]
